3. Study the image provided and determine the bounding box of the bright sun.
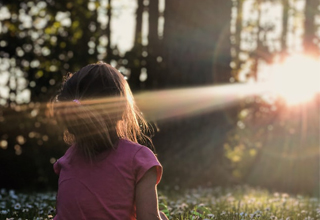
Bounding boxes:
[266,55,320,105]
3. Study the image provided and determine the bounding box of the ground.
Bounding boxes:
[0,186,319,220]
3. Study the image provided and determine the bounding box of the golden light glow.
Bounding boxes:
[135,83,264,121]
[266,55,320,105]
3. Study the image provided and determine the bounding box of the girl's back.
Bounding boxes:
[54,139,162,220]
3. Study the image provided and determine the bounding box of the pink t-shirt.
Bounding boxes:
[53,139,162,220]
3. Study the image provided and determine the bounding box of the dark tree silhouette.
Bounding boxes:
[280,0,289,59]
[145,0,160,89]
[303,0,319,56]
[126,0,144,91]
[231,0,244,82]
[162,0,232,87]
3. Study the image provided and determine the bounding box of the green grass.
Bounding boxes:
[0,186,319,220]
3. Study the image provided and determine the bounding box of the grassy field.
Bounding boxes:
[0,186,319,220]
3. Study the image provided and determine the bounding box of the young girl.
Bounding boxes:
[52,62,168,220]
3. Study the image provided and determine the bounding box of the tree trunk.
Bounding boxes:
[106,0,112,63]
[303,0,319,56]
[162,0,232,87]
[146,0,159,89]
[127,0,144,91]
[231,0,244,82]
[280,0,289,60]
[252,0,262,81]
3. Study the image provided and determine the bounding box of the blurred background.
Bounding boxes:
[0,0,319,196]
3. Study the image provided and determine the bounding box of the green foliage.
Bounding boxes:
[161,186,319,220]
[0,0,114,104]
[223,98,276,180]
[223,95,320,194]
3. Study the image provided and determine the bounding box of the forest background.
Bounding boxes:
[0,0,319,196]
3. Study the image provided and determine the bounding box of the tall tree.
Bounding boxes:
[106,0,112,63]
[280,0,289,59]
[145,0,160,89]
[162,0,232,87]
[126,0,144,91]
[150,0,236,188]
[303,0,319,56]
[231,0,244,82]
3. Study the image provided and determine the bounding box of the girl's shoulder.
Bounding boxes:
[117,139,149,153]
[116,139,156,159]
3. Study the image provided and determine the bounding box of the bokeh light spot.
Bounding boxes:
[0,140,8,149]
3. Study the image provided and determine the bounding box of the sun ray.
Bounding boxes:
[264,54,320,105]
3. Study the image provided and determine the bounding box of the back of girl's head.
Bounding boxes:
[53,62,151,158]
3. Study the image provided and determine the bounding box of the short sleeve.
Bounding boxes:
[133,146,162,185]
[53,160,61,175]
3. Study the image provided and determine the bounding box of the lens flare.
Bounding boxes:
[266,55,320,105]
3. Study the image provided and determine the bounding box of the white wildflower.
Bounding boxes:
[250,213,256,218]
[1,210,8,214]
[26,204,33,209]
[9,190,15,196]
[282,193,289,198]
[14,203,21,210]
[207,213,215,218]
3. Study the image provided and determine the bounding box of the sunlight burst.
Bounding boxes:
[267,55,320,105]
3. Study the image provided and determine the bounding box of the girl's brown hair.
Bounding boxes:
[52,62,152,159]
